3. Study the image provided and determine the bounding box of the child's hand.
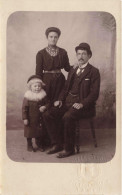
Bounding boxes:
[39,106,46,113]
[24,119,29,125]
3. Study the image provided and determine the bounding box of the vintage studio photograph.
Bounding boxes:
[6,11,116,163]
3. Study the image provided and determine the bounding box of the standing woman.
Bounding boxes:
[36,27,71,104]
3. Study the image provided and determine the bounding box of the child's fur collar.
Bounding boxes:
[24,89,46,101]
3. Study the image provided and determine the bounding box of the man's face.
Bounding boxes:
[76,49,91,65]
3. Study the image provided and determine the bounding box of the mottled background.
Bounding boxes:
[7,12,116,130]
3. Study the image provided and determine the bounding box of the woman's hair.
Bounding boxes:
[45,27,61,37]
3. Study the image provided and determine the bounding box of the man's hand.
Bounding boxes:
[54,101,62,108]
[72,103,83,109]
[23,119,29,126]
[39,106,46,112]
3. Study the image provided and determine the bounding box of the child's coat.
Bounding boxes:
[22,89,48,138]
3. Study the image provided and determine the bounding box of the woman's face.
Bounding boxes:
[47,31,59,46]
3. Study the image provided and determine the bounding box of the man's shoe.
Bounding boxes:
[47,145,63,154]
[56,150,75,158]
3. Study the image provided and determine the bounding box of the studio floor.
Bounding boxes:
[6,127,116,163]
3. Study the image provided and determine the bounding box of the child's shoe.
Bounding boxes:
[37,146,45,152]
[27,145,36,152]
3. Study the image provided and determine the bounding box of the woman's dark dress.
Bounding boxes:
[36,47,70,103]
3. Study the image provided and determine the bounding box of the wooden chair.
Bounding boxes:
[75,117,97,153]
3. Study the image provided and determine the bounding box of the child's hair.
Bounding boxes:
[27,75,45,89]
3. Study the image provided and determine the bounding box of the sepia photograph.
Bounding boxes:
[6,11,116,163]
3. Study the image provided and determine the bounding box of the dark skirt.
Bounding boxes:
[43,72,65,102]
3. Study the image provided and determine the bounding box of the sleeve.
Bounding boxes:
[39,96,51,109]
[22,98,29,120]
[63,50,71,72]
[81,69,101,108]
[36,51,43,79]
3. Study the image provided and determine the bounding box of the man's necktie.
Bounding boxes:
[77,68,85,76]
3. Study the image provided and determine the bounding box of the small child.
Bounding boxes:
[22,75,49,152]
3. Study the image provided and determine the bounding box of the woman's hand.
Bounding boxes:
[73,61,79,69]
[72,103,83,109]
[54,101,62,108]
[23,119,29,126]
[39,106,46,112]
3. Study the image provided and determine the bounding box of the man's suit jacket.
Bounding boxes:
[59,63,100,117]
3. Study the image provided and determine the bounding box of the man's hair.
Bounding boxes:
[76,48,92,57]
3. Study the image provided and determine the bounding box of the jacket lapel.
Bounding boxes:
[78,63,92,82]
[69,67,78,79]
[66,67,78,91]
[66,63,92,92]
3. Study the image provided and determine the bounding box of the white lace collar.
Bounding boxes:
[46,46,59,57]
[24,89,46,101]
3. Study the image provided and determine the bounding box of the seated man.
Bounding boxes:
[43,42,100,158]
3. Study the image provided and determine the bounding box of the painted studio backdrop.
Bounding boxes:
[7,12,116,130]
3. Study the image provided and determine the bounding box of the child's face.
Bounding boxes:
[31,82,42,93]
